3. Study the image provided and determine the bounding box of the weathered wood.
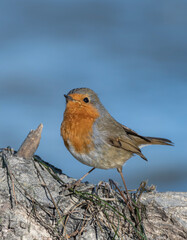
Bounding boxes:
[0,149,186,240]
[16,123,43,159]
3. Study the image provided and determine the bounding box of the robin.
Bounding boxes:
[61,87,173,197]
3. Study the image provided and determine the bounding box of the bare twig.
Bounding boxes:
[33,161,65,229]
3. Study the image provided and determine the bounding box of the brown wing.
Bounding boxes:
[107,124,173,161]
[121,125,151,143]
[108,135,148,161]
[121,124,173,146]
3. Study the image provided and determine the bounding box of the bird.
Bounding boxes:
[61,87,173,199]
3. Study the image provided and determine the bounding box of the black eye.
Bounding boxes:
[83,97,89,103]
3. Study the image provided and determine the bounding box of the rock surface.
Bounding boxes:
[0,149,187,240]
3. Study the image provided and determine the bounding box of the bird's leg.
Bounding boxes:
[76,167,95,184]
[117,167,133,209]
[67,167,95,189]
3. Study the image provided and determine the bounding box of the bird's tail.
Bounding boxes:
[141,136,173,147]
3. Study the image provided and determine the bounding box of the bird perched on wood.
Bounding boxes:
[61,88,173,199]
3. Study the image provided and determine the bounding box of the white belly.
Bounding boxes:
[67,140,132,169]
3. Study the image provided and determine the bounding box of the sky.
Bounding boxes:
[0,0,187,192]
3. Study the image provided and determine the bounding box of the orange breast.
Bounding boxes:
[61,102,99,154]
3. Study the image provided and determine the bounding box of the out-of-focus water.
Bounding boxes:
[1,0,187,191]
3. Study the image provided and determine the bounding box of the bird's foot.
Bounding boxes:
[109,179,134,212]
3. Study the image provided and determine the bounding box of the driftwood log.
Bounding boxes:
[0,125,186,240]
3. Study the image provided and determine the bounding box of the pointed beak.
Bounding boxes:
[64,94,74,102]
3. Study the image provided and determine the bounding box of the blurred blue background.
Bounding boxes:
[1,0,187,192]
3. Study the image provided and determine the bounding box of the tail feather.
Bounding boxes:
[143,136,173,146]
[122,124,173,147]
